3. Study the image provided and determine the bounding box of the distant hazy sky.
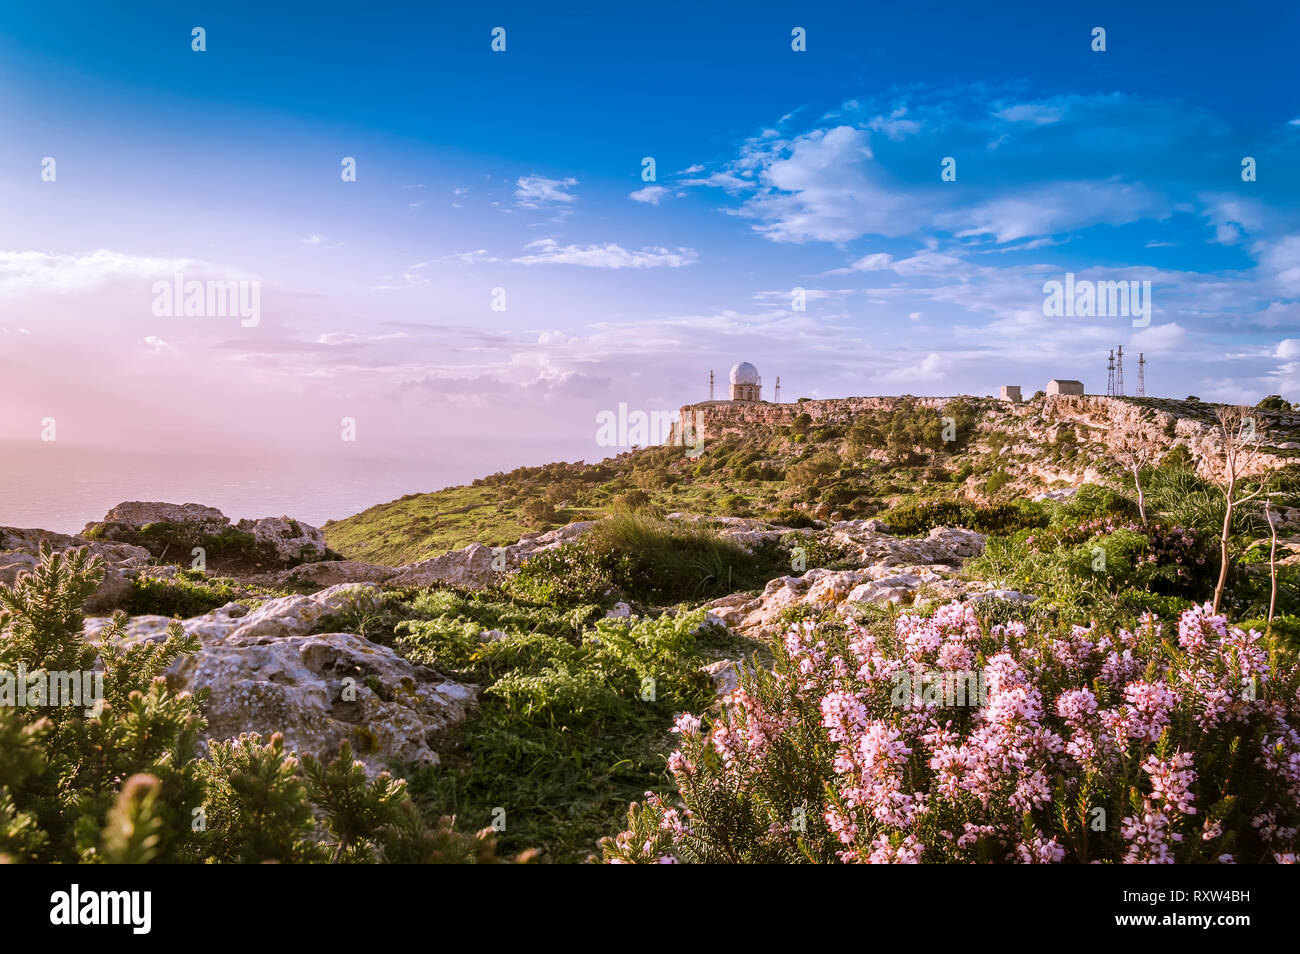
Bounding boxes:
[2,0,1299,460]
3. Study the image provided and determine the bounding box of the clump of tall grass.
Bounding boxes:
[508,511,787,607]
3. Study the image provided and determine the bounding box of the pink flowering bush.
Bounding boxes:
[601,601,1300,863]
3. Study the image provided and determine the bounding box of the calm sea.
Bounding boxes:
[0,437,601,535]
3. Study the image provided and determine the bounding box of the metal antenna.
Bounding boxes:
[709,369,714,401]
[1116,346,1125,396]
[1137,353,1145,398]
[1107,349,1115,396]
[775,376,781,403]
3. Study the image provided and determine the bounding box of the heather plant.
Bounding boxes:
[603,601,1300,863]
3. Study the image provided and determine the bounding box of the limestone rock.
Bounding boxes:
[277,560,395,588]
[91,501,229,536]
[386,521,598,590]
[227,583,385,641]
[701,659,742,696]
[84,582,475,772]
[387,542,499,589]
[169,631,475,770]
[83,502,333,569]
[234,516,329,564]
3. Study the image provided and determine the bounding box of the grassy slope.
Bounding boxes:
[325,396,1300,567]
[323,400,980,564]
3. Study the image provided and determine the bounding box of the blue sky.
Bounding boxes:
[2,0,1299,459]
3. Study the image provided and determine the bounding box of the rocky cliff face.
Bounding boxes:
[673,395,953,443]
[1005,395,1296,481]
[674,394,1298,484]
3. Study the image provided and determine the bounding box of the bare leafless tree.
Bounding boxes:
[1114,442,1157,525]
[1266,494,1281,636]
[1210,406,1270,614]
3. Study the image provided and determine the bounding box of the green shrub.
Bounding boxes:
[881,500,1048,536]
[984,471,1012,494]
[125,571,240,618]
[1052,483,1137,523]
[507,512,787,607]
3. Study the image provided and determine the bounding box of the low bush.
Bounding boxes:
[882,500,1049,536]
[125,570,241,618]
[506,512,788,607]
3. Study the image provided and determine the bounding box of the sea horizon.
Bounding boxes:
[0,435,602,535]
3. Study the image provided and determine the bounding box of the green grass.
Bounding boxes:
[325,485,544,565]
[393,593,735,862]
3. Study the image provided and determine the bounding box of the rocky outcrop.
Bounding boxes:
[236,516,328,564]
[665,513,817,551]
[1014,396,1294,482]
[83,501,334,569]
[672,394,1298,501]
[276,560,396,588]
[830,522,986,565]
[700,521,1028,636]
[94,501,229,535]
[387,521,597,589]
[673,396,953,443]
[84,582,475,772]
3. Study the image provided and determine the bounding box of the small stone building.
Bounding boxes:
[1047,379,1084,396]
[1000,385,1022,402]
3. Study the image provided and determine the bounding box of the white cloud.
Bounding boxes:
[994,103,1064,125]
[872,352,949,384]
[514,175,579,208]
[0,249,205,295]
[826,252,894,274]
[443,249,503,265]
[941,180,1169,244]
[511,239,697,269]
[865,107,921,140]
[629,185,670,205]
[1255,235,1300,292]
[1130,322,1186,353]
[141,336,177,355]
[1276,339,1300,360]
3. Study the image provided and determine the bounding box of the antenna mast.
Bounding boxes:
[775,376,781,403]
[1107,349,1115,396]
[709,369,714,401]
[1116,346,1125,396]
[1137,352,1145,397]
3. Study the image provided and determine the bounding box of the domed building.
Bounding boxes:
[730,361,762,402]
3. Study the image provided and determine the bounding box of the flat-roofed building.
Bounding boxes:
[1046,379,1084,396]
